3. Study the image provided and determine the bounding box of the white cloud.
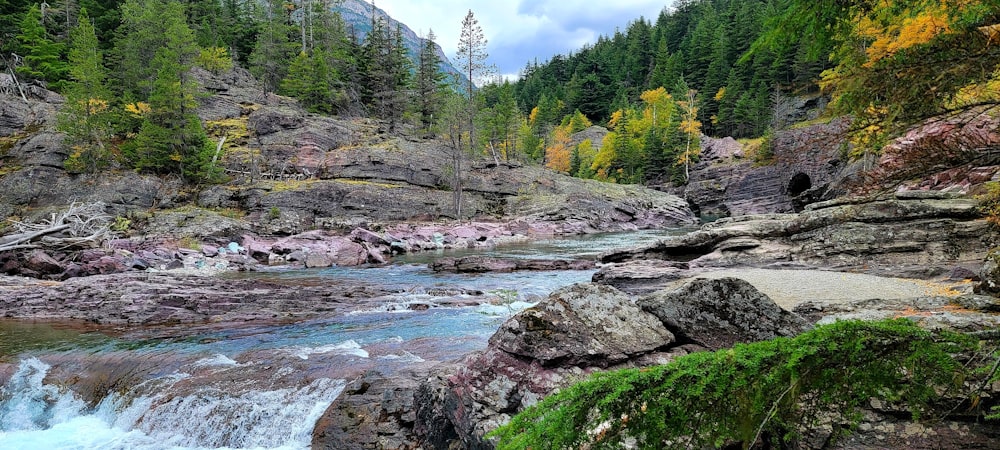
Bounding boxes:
[376,0,673,76]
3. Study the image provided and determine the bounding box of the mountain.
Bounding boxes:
[334,0,467,85]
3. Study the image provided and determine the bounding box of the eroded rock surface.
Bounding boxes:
[0,272,393,325]
[429,256,595,273]
[600,196,993,289]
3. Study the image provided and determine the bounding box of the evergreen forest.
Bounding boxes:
[2,0,999,186]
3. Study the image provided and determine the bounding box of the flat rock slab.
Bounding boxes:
[692,268,968,309]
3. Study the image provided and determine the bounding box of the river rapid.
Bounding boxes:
[0,230,684,450]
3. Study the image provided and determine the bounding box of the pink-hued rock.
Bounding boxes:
[26,250,63,275]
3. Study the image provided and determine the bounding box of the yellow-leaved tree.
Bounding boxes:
[676,86,701,183]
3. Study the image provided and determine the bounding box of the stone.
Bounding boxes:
[312,370,430,450]
[638,277,810,350]
[494,283,675,367]
[414,283,681,448]
[602,197,994,281]
[349,228,389,246]
[304,252,333,268]
[25,250,63,275]
[977,251,1000,295]
[430,256,596,273]
[591,260,691,294]
[0,272,394,325]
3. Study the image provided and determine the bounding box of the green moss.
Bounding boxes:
[491,319,979,450]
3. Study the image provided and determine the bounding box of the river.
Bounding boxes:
[0,230,684,450]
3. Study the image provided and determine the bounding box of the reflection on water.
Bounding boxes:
[0,322,111,360]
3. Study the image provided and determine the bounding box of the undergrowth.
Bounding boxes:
[490,319,978,450]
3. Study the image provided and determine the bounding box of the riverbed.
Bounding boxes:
[0,229,685,449]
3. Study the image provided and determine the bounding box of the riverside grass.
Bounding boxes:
[491,319,982,450]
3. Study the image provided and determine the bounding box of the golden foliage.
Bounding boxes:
[591,133,617,181]
[125,102,151,117]
[858,3,953,67]
[608,110,625,129]
[545,126,572,173]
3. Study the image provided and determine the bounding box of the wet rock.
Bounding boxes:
[312,370,427,450]
[638,277,810,350]
[0,272,393,325]
[429,256,595,273]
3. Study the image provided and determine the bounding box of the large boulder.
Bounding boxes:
[414,283,680,449]
[638,277,810,350]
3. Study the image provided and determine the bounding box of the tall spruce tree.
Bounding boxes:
[414,29,446,133]
[15,4,68,90]
[112,0,171,99]
[130,0,215,182]
[250,0,296,93]
[59,7,113,173]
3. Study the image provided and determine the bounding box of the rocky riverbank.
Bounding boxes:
[596,193,994,293]
[309,273,1000,449]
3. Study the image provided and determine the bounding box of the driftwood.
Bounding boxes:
[0,202,113,252]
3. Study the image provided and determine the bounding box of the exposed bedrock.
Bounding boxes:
[598,195,994,292]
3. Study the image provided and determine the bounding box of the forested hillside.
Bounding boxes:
[1,0,999,189]
[0,0,453,182]
[500,0,1000,184]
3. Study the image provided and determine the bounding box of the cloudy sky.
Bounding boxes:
[376,1,676,80]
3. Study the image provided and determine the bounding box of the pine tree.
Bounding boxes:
[113,0,170,98]
[130,1,216,182]
[384,23,412,130]
[59,7,113,173]
[414,29,446,133]
[15,4,68,90]
[453,9,488,219]
[250,0,297,93]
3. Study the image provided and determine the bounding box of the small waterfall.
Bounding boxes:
[115,377,345,448]
[0,357,346,449]
[0,358,87,432]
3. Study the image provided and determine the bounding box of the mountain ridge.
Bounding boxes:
[335,0,467,84]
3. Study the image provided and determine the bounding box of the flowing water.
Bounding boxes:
[0,229,685,450]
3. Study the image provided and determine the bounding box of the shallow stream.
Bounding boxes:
[0,229,685,449]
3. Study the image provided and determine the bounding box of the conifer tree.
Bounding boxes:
[59,7,113,173]
[130,0,216,182]
[113,0,170,98]
[250,0,297,93]
[414,29,446,133]
[452,9,488,219]
[15,4,68,90]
